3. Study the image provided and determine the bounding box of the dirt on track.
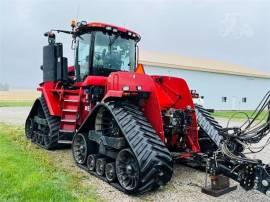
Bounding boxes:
[1,107,269,202]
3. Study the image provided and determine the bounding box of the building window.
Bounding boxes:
[242,97,247,103]
[222,97,227,103]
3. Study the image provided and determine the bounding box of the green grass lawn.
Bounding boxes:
[0,100,34,107]
[212,110,268,121]
[0,124,97,202]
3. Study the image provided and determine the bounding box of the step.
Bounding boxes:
[62,90,80,94]
[59,129,75,133]
[60,125,76,132]
[61,119,77,123]
[64,94,80,100]
[61,114,78,120]
[64,99,80,103]
[62,109,78,113]
[58,140,73,144]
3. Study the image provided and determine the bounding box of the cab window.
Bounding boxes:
[77,33,91,80]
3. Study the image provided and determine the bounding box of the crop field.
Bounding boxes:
[0,124,97,202]
[0,90,39,107]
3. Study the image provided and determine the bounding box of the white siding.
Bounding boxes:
[144,65,270,110]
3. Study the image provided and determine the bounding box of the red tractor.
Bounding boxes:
[26,21,270,195]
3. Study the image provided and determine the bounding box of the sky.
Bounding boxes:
[0,0,269,88]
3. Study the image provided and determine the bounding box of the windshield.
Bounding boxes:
[93,31,136,72]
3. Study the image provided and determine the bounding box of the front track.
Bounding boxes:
[72,101,173,194]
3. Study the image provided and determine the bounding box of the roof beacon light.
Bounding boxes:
[71,19,76,28]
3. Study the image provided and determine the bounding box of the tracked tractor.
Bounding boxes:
[25,21,270,195]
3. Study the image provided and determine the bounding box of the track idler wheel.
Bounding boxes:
[96,158,106,176]
[105,162,116,182]
[72,133,88,164]
[87,154,98,171]
[116,149,140,192]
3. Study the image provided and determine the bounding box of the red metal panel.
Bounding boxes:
[87,22,140,38]
[104,72,200,152]
[39,82,61,116]
[38,71,200,153]
[82,76,107,87]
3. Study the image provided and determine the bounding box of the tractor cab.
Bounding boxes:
[41,22,140,84]
[74,22,141,80]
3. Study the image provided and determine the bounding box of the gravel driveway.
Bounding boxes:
[0,107,269,201]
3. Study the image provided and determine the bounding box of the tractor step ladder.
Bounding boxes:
[58,91,80,142]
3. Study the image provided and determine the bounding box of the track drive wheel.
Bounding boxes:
[72,133,89,164]
[116,148,140,192]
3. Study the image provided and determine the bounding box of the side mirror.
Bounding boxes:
[44,31,55,44]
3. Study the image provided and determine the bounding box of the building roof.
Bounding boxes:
[139,50,270,79]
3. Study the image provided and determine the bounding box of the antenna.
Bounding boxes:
[76,3,80,22]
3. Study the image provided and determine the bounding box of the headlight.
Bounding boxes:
[136,86,142,91]
[122,86,130,91]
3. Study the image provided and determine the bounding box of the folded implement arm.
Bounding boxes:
[194,91,270,196]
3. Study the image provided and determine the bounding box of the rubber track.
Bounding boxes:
[195,104,223,147]
[104,101,173,193]
[39,96,60,149]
